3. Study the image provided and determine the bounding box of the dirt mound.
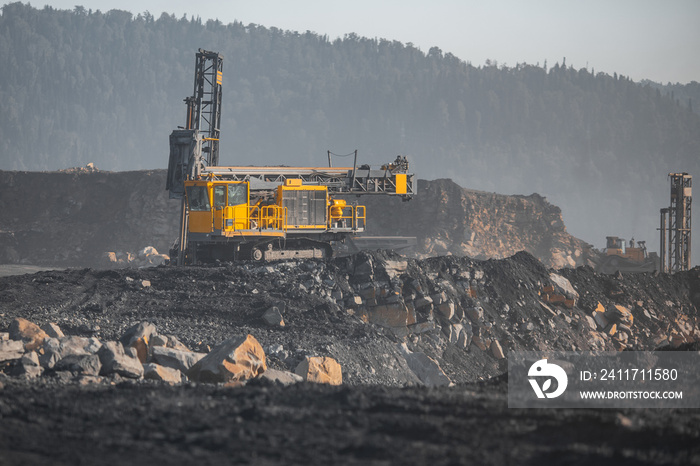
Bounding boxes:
[2,251,698,386]
[361,178,597,268]
[0,170,180,267]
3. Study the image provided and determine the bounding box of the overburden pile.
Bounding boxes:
[2,251,700,465]
[2,251,698,387]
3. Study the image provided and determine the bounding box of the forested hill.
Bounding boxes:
[1,2,699,264]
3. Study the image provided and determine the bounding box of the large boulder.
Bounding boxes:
[294,356,343,385]
[187,335,266,383]
[259,368,303,386]
[150,346,205,373]
[166,335,191,352]
[549,273,579,300]
[0,340,25,363]
[366,303,411,329]
[143,363,182,384]
[54,354,102,376]
[401,345,451,387]
[9,318,48,351]
[261,306,285,327]
[119,322,157,363]
[41,322,65,339]
[40,336,102,369]
[11,351,42,378]
[97,341,144,379]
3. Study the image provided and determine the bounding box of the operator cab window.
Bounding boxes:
[228,184,247,206]
[186,185,211,211]
[213,185,227,208]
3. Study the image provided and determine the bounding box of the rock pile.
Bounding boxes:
[0,317,340,386]
[102,246,170,268]
[360,179,598,268]
[1,250,698,388]
[58,163,99,173]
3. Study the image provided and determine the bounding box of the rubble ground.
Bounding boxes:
[1,375,698,465]
[1,251,699,464]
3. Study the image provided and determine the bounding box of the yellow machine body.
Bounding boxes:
[605,236,646,262]
[597,236,659,274]
[184,178,365,239]
[185,180,286,237]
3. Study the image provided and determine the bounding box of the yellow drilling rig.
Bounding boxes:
[166,49,414,265]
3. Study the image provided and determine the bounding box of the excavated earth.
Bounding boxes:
[1,251,700,465]
[0,169,698,464]
[0,169,597,269]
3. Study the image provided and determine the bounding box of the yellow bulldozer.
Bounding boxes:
[596,236,659,274]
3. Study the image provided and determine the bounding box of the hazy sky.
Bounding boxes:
[29,0,699,84]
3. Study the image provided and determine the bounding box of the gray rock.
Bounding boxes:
[262,306,285,327]
[354,257,374,277]
[119,322,156,363]
[585,315,597,330]
[40,336,101,369]
[0,340,24,363]
[40,322,64,339]
[437,301,455,320]
[443,323,459,344]
[592,311,609,330]
[143,363,182,383]
[97,341,144,379]
[459,320,473,348]
[456,327,471,349]
[407,321,435,335]
[452,324,465,346]
[165,335,190,352]
[549,273,579,300]
[84,337,102,354]
[39,337,61,368]
[54,354,102,376]
[150,334,169,347]
[188,334,266,383]
[466,306,484,323]
[119,321,157,347]
[150,346,205,373]
[452,305,465,322]
[490,340,505,359]
[21,350,40,366]
[259,368,303,385]
[12,351,43,378]
[431,291,447,305]
[402,350,452,387]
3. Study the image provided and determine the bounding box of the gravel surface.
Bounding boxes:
[1,251,699,464]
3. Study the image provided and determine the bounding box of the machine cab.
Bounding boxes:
[185,180,251,234]
[185,180,287,236]
[605,236,626,255]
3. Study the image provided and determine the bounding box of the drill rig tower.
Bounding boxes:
[166,49,415,265]
[659,173,692,273]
